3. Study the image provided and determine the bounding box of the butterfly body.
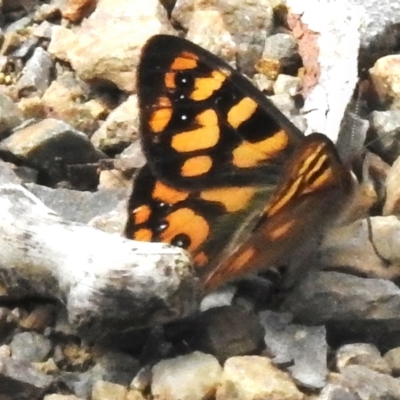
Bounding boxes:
[126,34,354,292]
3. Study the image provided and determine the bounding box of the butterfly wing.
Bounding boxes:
[125,164,275,280]
[137,34,304,190]
[203,133,355,290]
[128,35,354,291]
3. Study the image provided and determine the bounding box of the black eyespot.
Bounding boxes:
[171,234,191,250]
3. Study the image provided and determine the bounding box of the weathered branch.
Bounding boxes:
[0,178,201,340]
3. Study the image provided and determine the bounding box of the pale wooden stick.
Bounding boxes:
[0,181,201,339]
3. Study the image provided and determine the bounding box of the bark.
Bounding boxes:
[0,177,201,340]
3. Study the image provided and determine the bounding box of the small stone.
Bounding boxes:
[41,74,106,133]
[0,344,11,358]
[339,365,400,399]
[216,356,304,400]
[282,270,400,348]
[0,118,106,187]
[370,55,400,109]
[88,199,127,234]
[113,142,146,173]
[58,370,94,399]
[33,21,54,39]
[200,286,236,312]
[317,384,358,400]
[191,306,264,362]
[92,380,128,400]
[26,183,127,224]
[48,0,175,92]
[252,73,274,92]
[32,358,59,374]
[384,347,400,376]
[273,74,301,96]
[268,93,296,115]
[63,344,92,369]
[262,33,298,60]
[19,304,55,331]
[369,110,400,163]
[90,95,140,153]
[9,164,37,183]
[44,395,84,400]
[17,47,53,96]
[260,310,328,389]
[0,358,54,399]
[92,349,140,387]
[34,4,61,22]
[12,37,39,59]
[4,16,33,33]
[0,91,23,139]
[384,154,400,215]
[336,343,391,374]
[10,332,52,363]
[130,366,152,392]
[98,169,131,190]
[62,0,97,22]
[151,352,222,400]
[126,390,146,400]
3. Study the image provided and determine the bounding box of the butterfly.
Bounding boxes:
[125,34,355,292]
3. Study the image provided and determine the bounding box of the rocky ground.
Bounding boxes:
[2,0,400,399]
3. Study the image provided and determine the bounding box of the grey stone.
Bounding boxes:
[317,384,359,400]
[260,310,328,389]
[339,365,400,399]
[59,370,94,399]
[26,183,128,224]
[350,0,400,68]
[262,33,298,60]
[10,332,52,363]
[33,21,54,39]
[190,306,265,362]
[369,110,400,163]
[92,350,140,386]
[0,358,53,400]
[283,271,400,348]
[0,159,22,185]
[4,16,33,33]
[0,118,106,187]
[17,47,53,96]
[12,37,39,58]
[0,92,23,139]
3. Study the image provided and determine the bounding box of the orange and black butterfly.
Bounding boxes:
[125,34,354,292]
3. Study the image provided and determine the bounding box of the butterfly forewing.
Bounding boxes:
[138,35,304,190]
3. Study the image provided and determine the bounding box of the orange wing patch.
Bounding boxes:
[181,156,213,177]
[149,96,172,133]
[170,51,199,70]
[227,97,258,129]
[191,70,228,101]
[171,109,220,153]
[232,129,289,168]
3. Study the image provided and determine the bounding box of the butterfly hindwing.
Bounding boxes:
[203,133,354,290]
[125,164,276,281]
